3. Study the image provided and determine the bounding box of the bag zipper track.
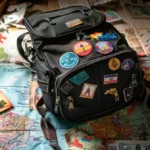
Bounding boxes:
[24,12,105,39]
[54,49,136,116]
[33,9,90,28]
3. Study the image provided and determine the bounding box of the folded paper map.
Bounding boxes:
[0,90,13,112]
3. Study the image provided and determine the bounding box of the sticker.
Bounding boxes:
[65,19,83,28]
[104,74,118,84]
[73,41,92,56]
[80,83,97,99]
[69,71,89,85]
[108,58,120,71]
[131,74,137,87]
[90,32,103,40]
[104,88,119,102]
[121,58,135,70]
[123,87,133,102]
[59,52,79,69]
[95,41,113,54]
[90,32,118,41]
[60,81,73,95]
[98,33,118,41]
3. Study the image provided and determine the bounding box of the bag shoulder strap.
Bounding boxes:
[37,98,61,150]
[17,32,34,65]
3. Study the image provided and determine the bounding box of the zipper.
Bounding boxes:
[54,49,136,115]
[35,60,52,92]
[33,9,89,27]
[67,96,74,111]
[45,73,50,92]
[24,12,105,39]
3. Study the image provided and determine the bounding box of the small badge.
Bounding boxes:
[104,88,119,102]
[98,33,118,41]
[90,32,118,41]
[95,41,113,54]
[65,19,83,28]
[73,41,92,56]
[90,32,103,40]
[121,58,135,70]
[80,83,97,99]
[123,87,133,102]
[108,58,120,71]
[60,81,73,95]
[104,74,118,84]
[59,52,79,69]
[69,71,89,85]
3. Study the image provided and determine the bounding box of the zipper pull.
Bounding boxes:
[45,74,50,92]
[54,96,60,113]
[45,18,56,25]
[67,96,74,111]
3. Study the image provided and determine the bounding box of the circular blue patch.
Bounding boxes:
[59,52,79,69]
[121,58,135,70]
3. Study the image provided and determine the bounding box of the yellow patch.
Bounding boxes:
[108,58,120,71]
[105,88,119,102]
[65,19,83,28]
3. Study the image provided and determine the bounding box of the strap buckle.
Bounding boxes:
[24,40,35,57]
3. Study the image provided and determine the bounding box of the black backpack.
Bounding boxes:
[17,6,145,123]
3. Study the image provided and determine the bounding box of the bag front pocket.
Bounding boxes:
[55,50,137,122]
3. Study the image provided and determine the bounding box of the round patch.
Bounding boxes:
[59,52,79,69]
[73,41,92,56]
[95,41,113,54]
[121,58,135,70]
[108,58,121,71]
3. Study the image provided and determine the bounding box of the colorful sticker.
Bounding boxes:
[90,32,103,40]
[73,41,92,56]
[104,74,118,84]
[123,87,133,102]
[108,58,120,71]
[59,52,79,69]
[90,32,118,41]
[65,19,83,28]
[80,83,97,99]
[69,71,89,85]
[60,81,73,95]
[121,58,135,70]
[95,41,113,54]
[104,88,119,102]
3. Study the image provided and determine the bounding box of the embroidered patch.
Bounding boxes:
[90,32,118,41]
[90,32,103,40]
[65,19,83,28]
[104,88,119,102]
[59,52,79,69]
[80,83,97,99]
[108,58,120,71]
[69,71,89,85]
[121,58,135,70]
[60,81,73,95]
[123,87,133,102]
[73,41,92,56]
[104,74,118,84]
[95,41,113,54]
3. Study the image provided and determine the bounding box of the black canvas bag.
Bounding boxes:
[17,6,145,123]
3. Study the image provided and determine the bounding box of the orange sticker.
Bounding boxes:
[73,41,92,56]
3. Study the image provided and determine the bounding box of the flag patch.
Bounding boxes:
[104,74,118,84]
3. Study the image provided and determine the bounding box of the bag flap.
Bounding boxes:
[24,6,105,38]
